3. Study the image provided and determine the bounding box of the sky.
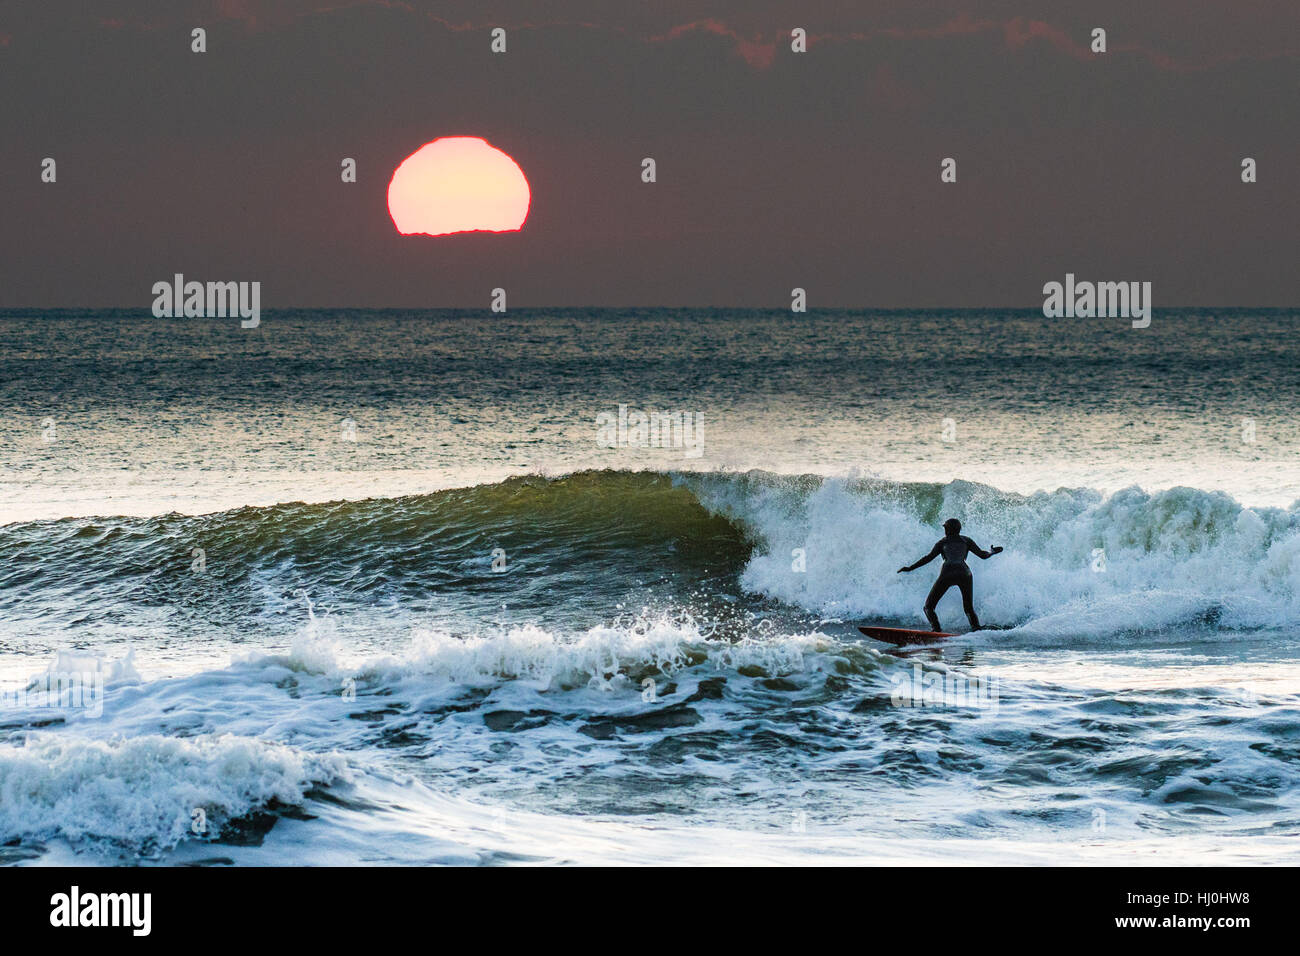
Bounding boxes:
[1,0,1297,307]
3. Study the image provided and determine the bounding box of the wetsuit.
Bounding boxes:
[905,534,993,631]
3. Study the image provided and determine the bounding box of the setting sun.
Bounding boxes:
[387,137,530,236]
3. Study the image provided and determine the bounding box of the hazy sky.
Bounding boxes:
[2,1,1297,307]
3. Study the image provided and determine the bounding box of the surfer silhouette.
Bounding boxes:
[897,518,1002,631]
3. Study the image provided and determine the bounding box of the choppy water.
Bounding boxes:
[2,308,1299,865]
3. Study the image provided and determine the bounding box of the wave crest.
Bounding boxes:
[0,733,347,855]
[682,471,1300,633]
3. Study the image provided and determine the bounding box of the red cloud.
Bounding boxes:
[656,19,778,69]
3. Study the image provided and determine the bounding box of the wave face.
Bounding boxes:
[0,472,749,635]
[4,469,1300,639]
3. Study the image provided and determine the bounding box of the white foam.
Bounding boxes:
[0,732,347,853]
[689,474,1300,634]
[272,617,852,692]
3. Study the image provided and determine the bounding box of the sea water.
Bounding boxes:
[1,308,1298,864]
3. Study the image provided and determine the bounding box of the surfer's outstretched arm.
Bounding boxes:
[966,537,1003,560]
[898,541,942,573]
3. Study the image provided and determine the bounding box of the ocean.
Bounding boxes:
[2,307,1299,865]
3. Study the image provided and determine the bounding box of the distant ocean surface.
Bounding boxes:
[2,308,1300,865]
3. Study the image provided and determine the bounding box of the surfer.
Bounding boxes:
[897,518,1002,631]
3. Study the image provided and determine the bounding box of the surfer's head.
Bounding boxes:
[943,518,962,534]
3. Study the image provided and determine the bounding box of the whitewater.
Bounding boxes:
[3,469,1300,865]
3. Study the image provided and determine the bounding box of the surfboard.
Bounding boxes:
[858,625,954,646]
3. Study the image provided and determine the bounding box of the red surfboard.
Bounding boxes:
[858,625,954,646]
